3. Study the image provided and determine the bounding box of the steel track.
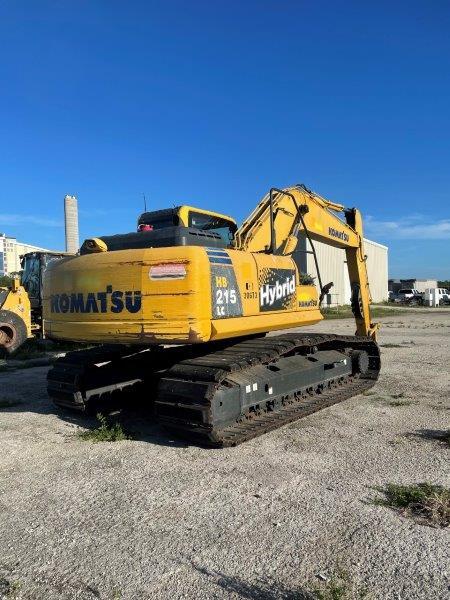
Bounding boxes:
[47,333,380,447]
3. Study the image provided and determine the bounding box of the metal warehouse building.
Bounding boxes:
[294,236,388,305]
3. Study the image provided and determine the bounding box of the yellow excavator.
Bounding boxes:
[0,251,70,353]
[45,184,380,446]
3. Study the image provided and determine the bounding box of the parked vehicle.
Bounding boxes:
[388,291,397,302]
[424,288,450,307]
[395,288,423,304]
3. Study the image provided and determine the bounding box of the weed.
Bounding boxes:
[388,437,405,446]
[312,570,369,600]
[77,413,130,443]
[191,565,370,600]
[373,482,450,528]
[0,577,22,599]
[389,400,414,407]
[380,343,411,348]
[387,393,413,407]
[11,348,46,360]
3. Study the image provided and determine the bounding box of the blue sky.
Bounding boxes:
[0,1,449,278]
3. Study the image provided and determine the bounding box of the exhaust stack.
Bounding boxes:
[64,195,79,253]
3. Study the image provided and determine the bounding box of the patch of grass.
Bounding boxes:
[388,437,406,446]
[322,306,408,320]
[11,347,47,360]
[77,413,130,443]
[0,577,21,599]
[312,570,369,600]
[387,392,414,407]
[191,565,370,600]
[389,400,414,407]
[380,343,412,348]
[364,391,414,406]
[373,482,450,528]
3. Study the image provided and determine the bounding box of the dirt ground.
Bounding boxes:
[0,311,449,600]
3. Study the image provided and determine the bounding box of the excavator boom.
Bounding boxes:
[235,184,378,339]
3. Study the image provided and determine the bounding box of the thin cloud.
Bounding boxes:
[0,214,63,227]
[365,215,450,240]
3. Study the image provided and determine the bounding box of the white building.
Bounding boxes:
[0,234,54,276]
[389,279,437,294]
[294,236,388,305]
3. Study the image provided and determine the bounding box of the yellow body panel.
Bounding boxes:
[43,246,321,345]
[43,186,378,346]
[1,284,32,338]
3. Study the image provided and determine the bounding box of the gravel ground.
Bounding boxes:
[0,311,449,600]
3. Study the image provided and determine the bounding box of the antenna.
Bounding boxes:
[143,193,147,212]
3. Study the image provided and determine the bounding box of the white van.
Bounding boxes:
[424,288,450,306]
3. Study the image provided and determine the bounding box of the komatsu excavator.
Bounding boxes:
[45,184,380,446]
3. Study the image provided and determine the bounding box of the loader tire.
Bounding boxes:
[0,310,28,355]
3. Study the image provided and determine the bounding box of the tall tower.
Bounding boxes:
[64,195,79,253]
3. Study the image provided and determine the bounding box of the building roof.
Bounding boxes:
[364,237,388,251]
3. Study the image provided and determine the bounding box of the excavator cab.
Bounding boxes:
[81,206,237,254]
[138,206,237,246]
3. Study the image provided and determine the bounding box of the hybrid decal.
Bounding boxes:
[328,227,349,242]
[50,286,141,314]
[259,268,296,312]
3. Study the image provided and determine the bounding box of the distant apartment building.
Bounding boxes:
[0,233,54,276]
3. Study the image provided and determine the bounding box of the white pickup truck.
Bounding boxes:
[395,288,422,303]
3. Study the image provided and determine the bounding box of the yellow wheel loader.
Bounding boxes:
[0,251,69,354]
[45,184,380,446]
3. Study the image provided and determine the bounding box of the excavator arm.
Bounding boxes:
[235,184,379,340]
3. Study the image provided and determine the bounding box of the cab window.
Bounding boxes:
[188,211,236,244]
[139,211,179,230]
[21,255,41,299]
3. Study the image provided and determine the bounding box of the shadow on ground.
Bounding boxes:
[0,378,191,448]
[193,565,316,600]
[407,429,449,446]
